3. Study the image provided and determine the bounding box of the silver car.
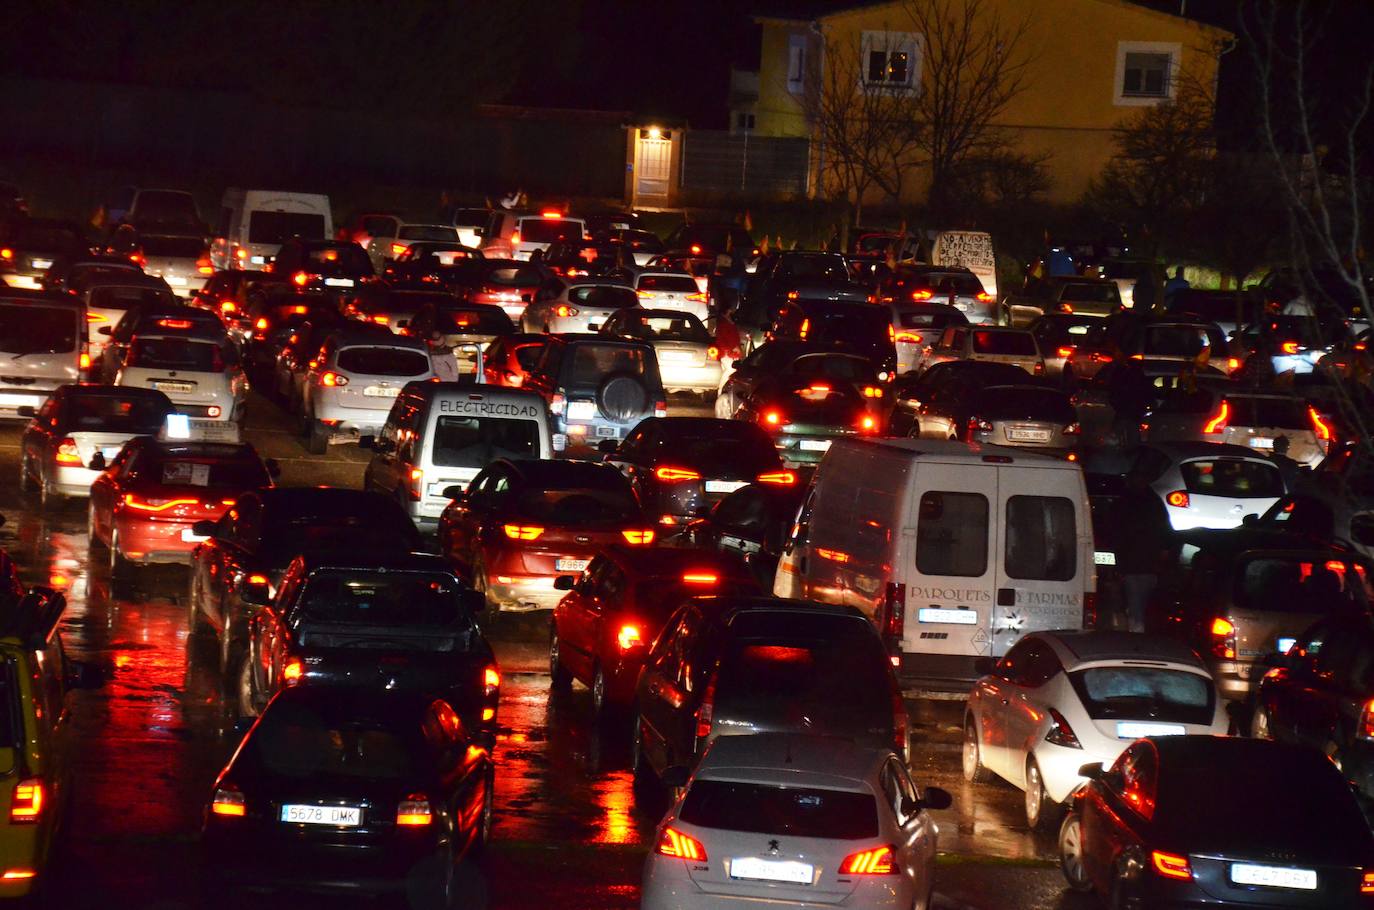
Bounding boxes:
[1143,388,1327,467]
[521,280,638,334]
[632,271,709,322]
[300,325,434,453]
[600,307,721,395]
[915,325,1045,376]
[139,232,213,297]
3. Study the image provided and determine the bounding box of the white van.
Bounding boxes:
[212,189,333,270]
[361,382,554,533]
[774,438,1093,686]
[931,230,998,303]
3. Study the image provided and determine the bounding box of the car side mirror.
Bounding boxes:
[660,765,691,790]
[238,574,272,606]
[973,656,996,676]
[553,575,577,591]
[459,589,485,614]
[1077,762,1106,780]
[1242,513,1258,527]
[265,458,281,479]
[442,486,466,501]
[98,325,112,336]
[913,787,952,813]
[66,659,107,691]
[15,406,35,418]
[88,451,106,471]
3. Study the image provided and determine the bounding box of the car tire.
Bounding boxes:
[1109,862,1139,910]
[87,502,104,550]
[109,528,131,578]
[306,419,329,455]
[592,664,615,721]
[39,468,60,508]
[187,572,208,638]
[1025,757,1060,830]
[549,628,573,692]
[1250,705,1273,739]
[18,455,36,494]
[962,719,991,783]
[235,654,260,720]
[471,767,495,857]
[1058,812,1092,892]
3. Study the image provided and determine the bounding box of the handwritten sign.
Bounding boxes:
[932,231,998,298]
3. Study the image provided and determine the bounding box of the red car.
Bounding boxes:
[88,436,277,577]
[437,459,655,615]
[482,333,549,387]
[550,547,758,717]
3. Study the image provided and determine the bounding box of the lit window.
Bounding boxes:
[861,31,920,92]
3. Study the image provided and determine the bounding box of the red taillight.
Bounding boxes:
[55,438,82,465]
[657,826,706,861]
[1310,405,1333,442]
[910,289,934,301]
[0,248,11,260]
[975,292,994,303]
[86,311,106,323]
[1151,851,1192,881]
[390,242,407,257]
[1166,490,1189,508]
[210,785,244,818]
[635,289,653,300]
[234,247,248,262]
[622,529,655,544]
[555,304,579,318]
[840,845,897,875]
[887,324,896,343]
[1057,346,1074,358]
[682,571,719,585]
[617,624,643,651]
[255,317,269,331]
[1226,356,1240,372]
[292,271,309,287]
[196,255,214,275]
[220,300,237,314]
[695,675,716,742]
[79,351,92,371]
[509,230,521,246]
[799,318,810,339]
[686,292,707,303]
[762,409,784,427]
[689,244,702,255]
[756,470,796,485]
[894,331,922,343]
[157,318,193,329]
[1362,869,1374,893]
[655,466,702,482]
[396,794,433,826]
[1044,708,1082,748]
[370,314,391,325]
[654,399,668,418]
[1358,700,1374,740]
[858,414,878,433]
[123,494,198,512]
[503,524,544,540]
[9,779,43,823]
[706,345,720,360]
[282,657,303,685]
[1211,617,1236,659]
[320,371,349,387]
[1202,399,1229,434]
[1280,341,1300,355]
[969,416,993,433]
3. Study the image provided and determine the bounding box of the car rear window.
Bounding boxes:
[623,313,710,343]
[565,344,650,385]
[398,225,458,242]
[336,346,430,377]
[151,457,269,488]
[65,393,170,433]
[434,308,513,336]
[787,354,873,381]
[295,570,469,627]
[1143,325,1212,357]
[519,219,583,244]
[638,274,699,293]
[512,488,639,526]
[1068,668,1214,726]
[431,416,541,467]
[1227,396,1308,429]
[1167,292,1255,324]
[972,331,1036,356]
[484,265,543,287]
[249,710,417,780]
[248,211,326,245]
[977,387,1075,423]
[570,286,638,309]
[126,338,223,371]
[779,256,849,282]
[799,308,890,346]
[917,491,988,577]
[89,286,177,311]
[654,426,779,475]
[0,303,79,353]
[1180,459,1283,498]
[140,235,206,259]
[1236,557,1372,614]
[912,272,985,295]
[679,781,878,840]
[304,246,371,274]
[263,509,418,553]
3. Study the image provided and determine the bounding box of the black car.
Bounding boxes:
[203,686,494,901]
[717,343,883,421]
[601,417,794,529]
[735,368,882,467]
[912,378,1079,455]
[187,487,424,676]
[663,223,757,261]
[0,218,87,288]
[540,239,633,280]
[684,481,806,588]
[1060,736,1374,909]
[766,299,897,379]
[380,241,484,289]
[240,288,336,369]
[233,552,495,725]
[342,285,455,334]
[746,251,870,313]
[886,359,1031,437]
[633,597,908,783]
[272,238,375,293]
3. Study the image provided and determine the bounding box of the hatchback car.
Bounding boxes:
[78,276,177,368]
[717,345,877,421]
[0,292,86,422]
[1059,736,1374,910]
[963,631,1227,829]
[271,238,375,293]
[380,241,483,290]
[890,302,968,375]
[1143,388,1329,467]
[878,264,994,323]
[343,286,454,334]
[684,482,807,589]
[766,299,897,379]
[0,218,86,290]
[736,374,881,466]
[913,380,1079,456]
[915,325,1045,377]
[600,308,721,395]
[138,231,213,296]
[96,303,228,382]
[363,222,458,270]
[522,335,667,453]
[464,259,550,320]
[481,333,548,388]
[114,329,247,422]
[633,271,709,323]
[522,280,638,334]
[1132,443,1286,531]
[887,360,1038,438]
[300,325,434,453]
[641,735,949,910]
[405,301,514,377]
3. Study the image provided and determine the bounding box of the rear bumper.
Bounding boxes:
[0,387,57,420]
[204,830,437,896]
[49,463,101,497]
[312,398,393,436]
[115,515,205,564]
[660,363,721,393]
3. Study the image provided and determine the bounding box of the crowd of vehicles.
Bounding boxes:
[1,186,1373,908]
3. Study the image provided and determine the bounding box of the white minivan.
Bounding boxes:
[211,189,333,270]
[361,382,554,533]
[774,438,1094,685]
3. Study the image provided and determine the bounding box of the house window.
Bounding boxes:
[787,34,807,95]
[861,30,920,92]
[1114,41,1179,106]
[736,111,755,131]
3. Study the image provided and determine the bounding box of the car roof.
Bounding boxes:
[257,486,397,509]
[293,550,452,575]
[1036,630,1206,670]
[701,595,868,624]
[257,684,447,727]
[1143,441,1278,461]
[632,309,705,323]
[61,383,169,399]
[695,733,887,786]
[397,381,545,404]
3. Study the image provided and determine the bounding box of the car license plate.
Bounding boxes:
[164,275,187,286]
[595,425,618,437]
[1278,637,1296,653]
[659,350,692,362]
[1094,551,1116,566]
[102,448,121,461]
[729,857,814,885]
[1249,437,1274,450]
[0,392,39,407]
[1229,863,1317,890]
[1007,427,1051,442]
[918,608,978,624]
[181,528,209,543]
[31,258,52,270]
[705,480,747,494]
[555,558,589,573]
[250,255,266,265]
[153,380,194,393]
[280,804,362,827]
[363,385,399,398]
[799,439,831,452]
[323,278,355,287]
[1115,722,1186,739]
[567,400,596,419]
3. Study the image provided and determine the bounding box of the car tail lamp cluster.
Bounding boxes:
[1309,405,1333,442]
[210,785,244,817]
[706,345,720,360]
[756,470,795,485]
[1152,851,1192,881]
[281,657,304,685]
[657,827,707,861]
[123,495,198,512]
[682,571,718,585]
[396,794,433,826]
[390,242,408,257]
[503,524,544,541]
[694,675,717,744]
[861,386,884,399]
[55,438,82,465]
[969,416,994,433]
[1280,341,1301,355]
[1063,422,1081,436]
[654,399,668,419]
[1203,399,1230,434]
[292,271,310,287]
[1358,700,1374,741]
[1362,870,1374,894]
[761,410,784,427]
[895,331,922,344]
[685,292,707,303]
[616,624,643,651]
[622,529,655,544]
[975,292,994,303]
[1044,708,1082,749]
[1057,346,1074,359]
[555,305,579,318]
[9,779,43,823]
[320,371,349,387]
[1165,490,1190,508]
[655,466,701,482]
[840,845,897,875]
[910,289,934,301]
[857,414,878,434]
[1210,617,1237,660]
[196,255,214,276]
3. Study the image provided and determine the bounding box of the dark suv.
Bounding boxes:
[272,239,375,293]
[522,335,666,453]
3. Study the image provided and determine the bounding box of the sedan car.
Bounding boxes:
[641,735,949,910]
[203,687,494,902]
[1059,736,1374,909]
[0,218,86,290]
[18,385,173,503]
[962,630,1227,830]
[271,238,375,294]
[550,547,758,717]
[602,417,793,528]
[1132,442,1286,531]
[405,301,514,377]
[735,373,880,467]
[521,280,638,334]
[886,360,1036,438]
[600,308,721,396]
[878,264,994,323]
[890,302,967,375]
[766,299,896,379]
[437,459,656,615]
[911,379,1079,456]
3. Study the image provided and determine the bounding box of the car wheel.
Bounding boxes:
[235,654,260,720]
[592,664,612,720]
[631,713,656,787]
[18,455,36,493]
[549,628,572,692]
[1025,758,1060,829]
[962,720,991,783]
[1109,862,1140,910]
[1250,705,1273,740]
[306,419,329,455]
[472,768,495,856]
[1058,812,1092,892]
[39,468,60,508]
[109,528,130,578]
[87,502,105,550]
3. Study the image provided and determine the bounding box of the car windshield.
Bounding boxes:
[126,337,223,371]
[971,331,1036,356]
[248,211,326,244]
[565,344,650,384]
[679,781,878,840]
[0,303,78,353]
[1067,668,1214,725]
[64,393,170,433]
[569,286,638,309]
[1227,396,1308,429]
[786,354,873,381]
[622,314,710,343]
[1179,458,1283,498]
[1059,283,1118,303]
[140,235,205,259]
[247,706,418,780]
[431,416,541,467]
[147,455,269,488]
[1235,557,1372,614]
[397,225,457,242]
[512,487,638,526]
[638,274,699,293]
[295,570,470,627]
[336,346,430,377]
[89,285,177,311]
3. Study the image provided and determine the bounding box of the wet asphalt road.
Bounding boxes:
[0,390,1093,910]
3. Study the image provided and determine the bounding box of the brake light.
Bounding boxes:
[549,393,566,416]
[320,371,349,387]
[503,525,544,540]
[635,289,653,300]
[1310,405,1332,441]
[390,242,407,257]
[706,345,720,360]
[255,317,269,331]
[555,304,579,317]
[686,292,707,303]
[762,409,783,426]
[799,318,809,339]
[887,324,896,343]
[682,572,719,585]
[247,573,269,586]
[1280,341,1300,355]
[1358,699,1374,740]
[55,438,82,465]
[655,466,701,482]
[1202,399,1229,434]
[1226,356,1240,372]
[1044,708,1082,748]
[756,470,796,485]
[695,674,716,742]
[196,255,214,275]
[157,318,193,329]
[396,794,433,826]
[1166,490,1189,508]
[1211,617,1236,659]
[1057,346,1074,358]
[292,271,309,287]
[370,314,390,325]
[123,495,198,512]
[210,785,245,818]
[858,414,878,433]
[234,247,248,262]
[1151,851,1192,881]
[894,331,922,343]
[220,300,237,314]
[622,529,655,544]
[86,311,106,323]
[8,779,43,823]
[483,666,500,700]
[689,244,702,255]
[654,399,668,418]
[975,292,994,302]
[969,416,993,433]
[282,657,303,685]
[79,351,91,371]
[0,249,11,260]
[1362,869,1374,893]
[408,467,423,501]
[808,382,831,392]
[840,845,897,875]
[910,289,934,301]
[617,624,643,650]
[509,230,521,246]
[656,827,706,861]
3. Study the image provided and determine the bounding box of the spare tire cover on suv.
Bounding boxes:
[597,374,649,421]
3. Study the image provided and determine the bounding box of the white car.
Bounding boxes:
[641,734,949,910]
[520,280,637,334]
[364,222,458,271]
[600,308,721,395]
[962,630,1228,829]
[300,325,434,454]
[114,330,247,422]
[633,271,709,322]
[139,233,214,297]
[1134,441,1286,531]
[1143,389,1328,468]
